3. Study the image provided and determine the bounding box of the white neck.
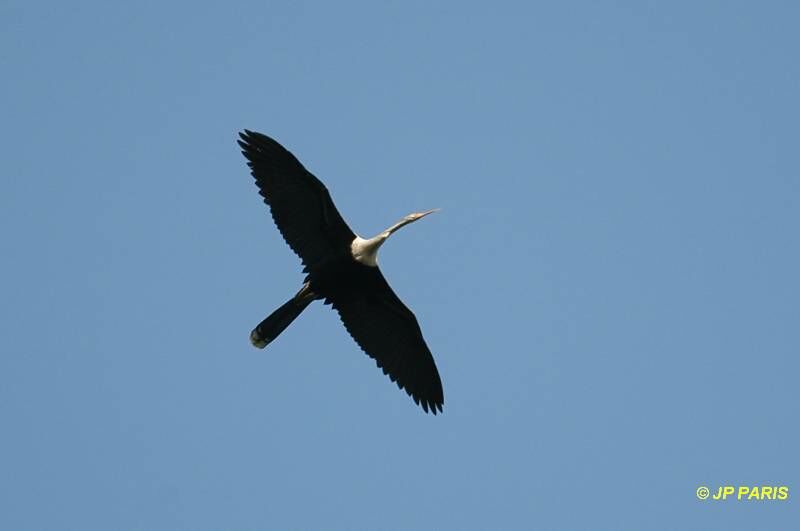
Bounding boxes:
[349,211,435,267]
[351,233,388,267]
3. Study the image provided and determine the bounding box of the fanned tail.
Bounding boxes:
[250,295,314,348]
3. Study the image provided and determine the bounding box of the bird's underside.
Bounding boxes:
[238,130,444,414]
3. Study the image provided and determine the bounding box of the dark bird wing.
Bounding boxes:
[331,267,444,414]
[238,130,356,270]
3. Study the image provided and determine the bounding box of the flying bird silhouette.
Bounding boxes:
[238,130,444,414]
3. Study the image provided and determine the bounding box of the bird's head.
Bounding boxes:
[404,208,440,222]
[386,208,440,236]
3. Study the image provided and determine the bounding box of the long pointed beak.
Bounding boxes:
[416,208,440,219]
[386,209,441,236]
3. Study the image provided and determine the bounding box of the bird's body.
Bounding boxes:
[238,130,444,414]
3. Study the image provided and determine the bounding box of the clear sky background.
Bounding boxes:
[2,1,798,529]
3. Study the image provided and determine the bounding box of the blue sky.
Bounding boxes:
[2,1,798,529]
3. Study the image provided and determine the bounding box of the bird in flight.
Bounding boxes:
[238,130,444,414]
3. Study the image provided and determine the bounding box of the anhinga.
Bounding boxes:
[238,130,444,414]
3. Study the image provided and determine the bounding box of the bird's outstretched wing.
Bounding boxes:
[238,130,356,270]
[331,267,444,414]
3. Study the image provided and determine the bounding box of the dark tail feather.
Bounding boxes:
[250,296,313,348]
